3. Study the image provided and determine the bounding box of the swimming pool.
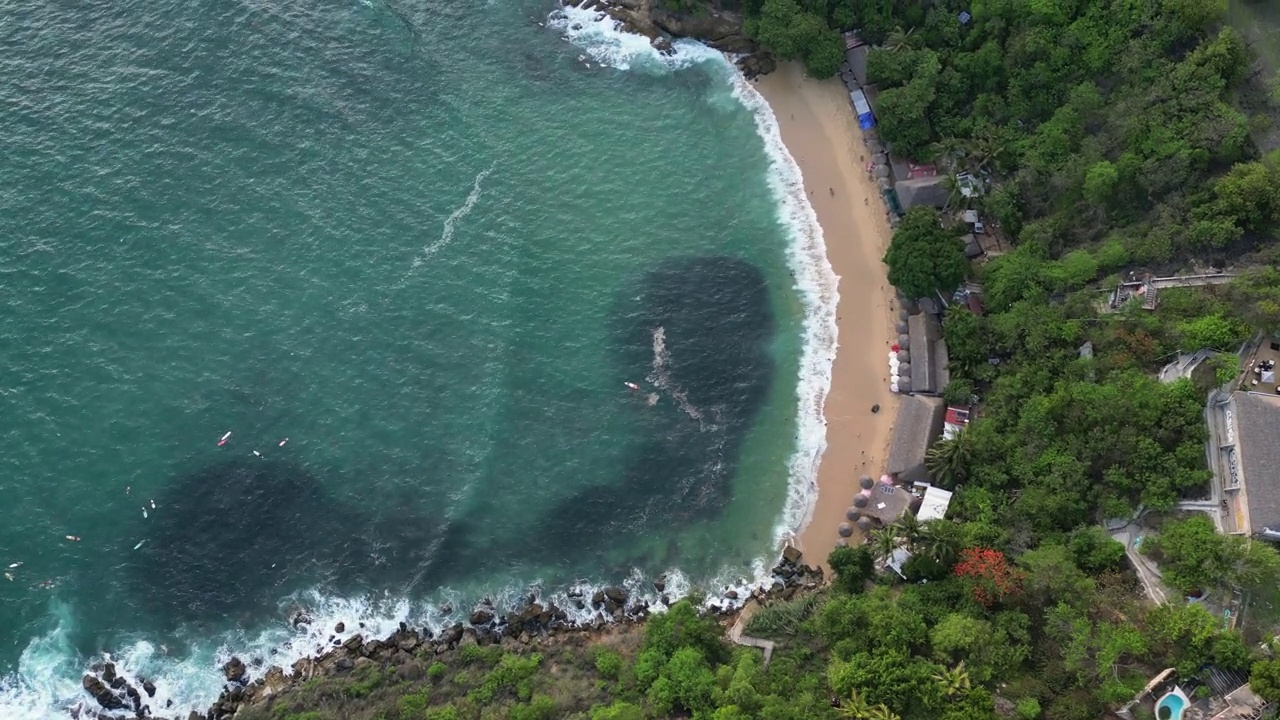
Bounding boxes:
[1156,687,1190,720]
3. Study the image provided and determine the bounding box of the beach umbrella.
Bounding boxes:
[853,495,869,508]
[898,362,911,376]
[837,523,854,538]
[895,321,908,334]
[899,333,911,347]
[846,507,860,521]
[873,152,887,165]
[898,379,911,392]
[897,309,909,321]
[890,374,900,385]
[890,382,900,393]
[856,517,873,531]
[873,165,890,179]
[860,475,874,489]
[897,350,909,363]
[835,538,848,548]
[889,357,900,370]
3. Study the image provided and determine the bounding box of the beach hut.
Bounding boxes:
[849,90,875,130]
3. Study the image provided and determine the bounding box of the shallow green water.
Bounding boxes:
[0,0,827,715]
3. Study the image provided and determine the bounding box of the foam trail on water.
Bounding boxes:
[646,326,706,426]
[548,4,838,549]
[404,164,495,276]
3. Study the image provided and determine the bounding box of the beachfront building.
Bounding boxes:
[915,485,953,522]
[886,394,946,484]
[907,312,949,395]
[1210,390,1280,538]
[894,176,950,210]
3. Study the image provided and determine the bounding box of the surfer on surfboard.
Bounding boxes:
[218,431,232,447]
[624,382,640,392]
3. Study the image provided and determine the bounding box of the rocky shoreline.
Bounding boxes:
[558,0,777,78]
[71,548,823,720]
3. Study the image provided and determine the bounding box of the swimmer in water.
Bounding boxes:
[279,438,288,447]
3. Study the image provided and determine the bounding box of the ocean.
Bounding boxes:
[0,0,833,716]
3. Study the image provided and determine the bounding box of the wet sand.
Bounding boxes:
[757,63,900,569]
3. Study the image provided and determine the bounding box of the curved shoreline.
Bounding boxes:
[751,64,901,567]
[49,24,893,720]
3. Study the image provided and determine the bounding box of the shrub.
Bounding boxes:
[427,662,447,680]
[1015,697,1042,720]
[469,652,543,704]
[829,546,875,594]
[398,691,430,717]
[594,649,623,680]
[590,701,645,720]
[508,694,557,720]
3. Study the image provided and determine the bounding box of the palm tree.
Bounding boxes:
[925,428,972,487]
[868,526,900,565]
[883,26,916,53]
[892,512,922,548]
[932,661,972,698]
[837,688,873,719]
[916,520,963,567]
[866,705,901,720]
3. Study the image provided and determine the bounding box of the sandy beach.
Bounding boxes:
[756,63,901,568]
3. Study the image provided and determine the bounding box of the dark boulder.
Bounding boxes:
[222,657,247,685]
[334,622,345,634]
[603,586,627,604]
[782,546,803,565]
[142,680,156,698]
[469,608,494,626]
[737,52,776,79]
[101,663,117,685]
[82,675,125,711]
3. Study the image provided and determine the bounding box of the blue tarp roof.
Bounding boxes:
[850,89,875,129]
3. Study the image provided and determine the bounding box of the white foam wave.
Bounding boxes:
[549,3,838,550]
[546,4,723,73]
[727,75,838,550]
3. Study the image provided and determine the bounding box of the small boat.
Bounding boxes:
[7,562,21,569]
[65,535,80,542]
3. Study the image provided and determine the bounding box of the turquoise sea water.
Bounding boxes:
[0,1,833,716]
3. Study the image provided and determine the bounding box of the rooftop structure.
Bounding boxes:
[908,312,948,395]
[1224,391,1280,538]
[916,485,953,522]
[886,394,947,484]
[893,176,950,209]
[942,406,970,440]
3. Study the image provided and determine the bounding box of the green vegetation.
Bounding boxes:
[882,208,968,301]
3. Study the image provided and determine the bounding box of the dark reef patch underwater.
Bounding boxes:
[519,256,777,569]
[133,459,354,626]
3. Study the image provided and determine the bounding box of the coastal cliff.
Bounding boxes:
[73,551,823,719]
[560,0,776,77]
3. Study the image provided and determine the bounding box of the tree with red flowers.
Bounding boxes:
[953,547,1023,607]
